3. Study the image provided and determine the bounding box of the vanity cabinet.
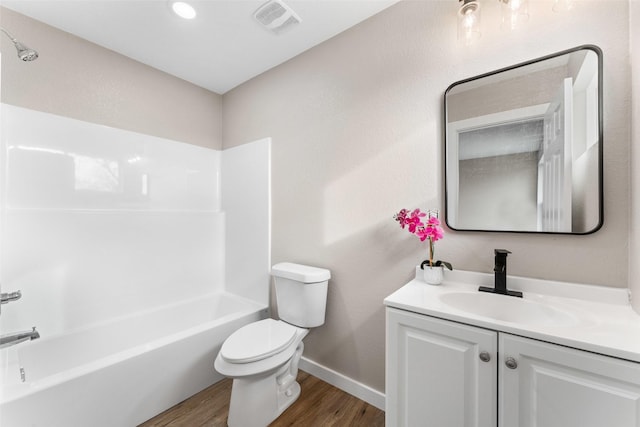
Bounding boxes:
[500,334,640,427]
[386,307,640,427]
[386,308,497,426]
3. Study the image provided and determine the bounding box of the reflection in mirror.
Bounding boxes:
[445,45,603,234]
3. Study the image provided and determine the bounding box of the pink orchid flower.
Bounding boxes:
[415,227,429,242]
[394,208,409,228]
[394,208,452,271]
[428,225,444,242]
[427,216,440,227]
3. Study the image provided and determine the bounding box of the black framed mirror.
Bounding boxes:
[444,45,603,234]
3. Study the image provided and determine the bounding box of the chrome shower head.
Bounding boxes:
[14,41,38,61]
[1,27,38,61]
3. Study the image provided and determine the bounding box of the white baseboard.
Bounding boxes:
[299,357,386,411]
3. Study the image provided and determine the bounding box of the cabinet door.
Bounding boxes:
[500,334,640,427]
[386,308,498,427]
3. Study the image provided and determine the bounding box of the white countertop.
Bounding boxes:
[384,268,640,363]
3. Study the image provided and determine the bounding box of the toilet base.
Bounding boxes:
[227,342,304,427]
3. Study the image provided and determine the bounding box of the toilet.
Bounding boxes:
[214,262,331,427]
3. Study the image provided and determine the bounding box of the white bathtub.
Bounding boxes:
[0,292,267,427]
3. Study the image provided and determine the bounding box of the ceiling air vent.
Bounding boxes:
[253,0,301,35]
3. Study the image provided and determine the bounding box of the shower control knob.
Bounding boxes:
[1,290,22,304]
[505,357,518,370]
[479,351,491,362]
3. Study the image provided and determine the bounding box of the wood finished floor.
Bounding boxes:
[139,370,385,427]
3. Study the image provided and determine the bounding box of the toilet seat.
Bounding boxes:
[220,319,298,363]
[215,320,309,379]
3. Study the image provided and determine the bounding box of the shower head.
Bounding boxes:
[14,40,38,62]
[1,27,38,61]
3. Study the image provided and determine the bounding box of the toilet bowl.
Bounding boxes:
[214,319,309,427]
[214,262,330,427]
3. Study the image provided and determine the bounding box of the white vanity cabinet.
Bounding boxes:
[386,308,497,427]
[500,334,640,427]
[386,307,640,427]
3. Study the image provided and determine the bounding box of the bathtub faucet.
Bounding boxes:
[0,327,40,349]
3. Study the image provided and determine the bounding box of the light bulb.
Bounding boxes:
[457,0,481,45]
[502,0,529,30]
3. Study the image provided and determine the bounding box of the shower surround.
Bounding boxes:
[0,104,271,426]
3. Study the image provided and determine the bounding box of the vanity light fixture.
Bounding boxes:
[171,1,197,20]
[457,0,481,45]
[458,0,568,45]
[500,0,529,30]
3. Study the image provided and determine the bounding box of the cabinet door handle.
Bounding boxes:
[479,351,491,362]
[505,356,518,369]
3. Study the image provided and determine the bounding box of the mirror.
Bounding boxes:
[444,45,603,234]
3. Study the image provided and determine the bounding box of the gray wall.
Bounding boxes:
[223,0,631,393]
[0,7,222,149]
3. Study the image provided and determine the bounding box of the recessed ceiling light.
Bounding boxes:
[171,1,197,20]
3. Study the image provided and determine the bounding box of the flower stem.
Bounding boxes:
[429,238,434,267]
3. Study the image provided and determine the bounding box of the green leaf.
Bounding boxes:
[439,261,453,271]
[421,260,453,271]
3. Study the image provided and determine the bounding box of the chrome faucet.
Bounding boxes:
[1,290,22,304]
[0,327,40,349]
[478,249,523,298]
[1,289,23,316]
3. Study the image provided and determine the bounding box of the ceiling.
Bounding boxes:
[2,0,398,94]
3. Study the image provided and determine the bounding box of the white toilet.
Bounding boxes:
[214,262,331,427]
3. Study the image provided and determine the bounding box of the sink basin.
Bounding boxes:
[438,291,579,326]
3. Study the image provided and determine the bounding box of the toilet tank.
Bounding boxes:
[271,262,330,328]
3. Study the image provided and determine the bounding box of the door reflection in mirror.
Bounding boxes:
[445,45,603,234]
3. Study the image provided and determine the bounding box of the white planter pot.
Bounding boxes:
[423,265,444,285]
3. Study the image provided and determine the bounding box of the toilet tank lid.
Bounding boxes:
[271,262,331,283]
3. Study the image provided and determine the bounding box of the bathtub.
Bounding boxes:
[0,292,267,427]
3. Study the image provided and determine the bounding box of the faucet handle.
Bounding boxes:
[1,290,22,304]
[494,249,510,272]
